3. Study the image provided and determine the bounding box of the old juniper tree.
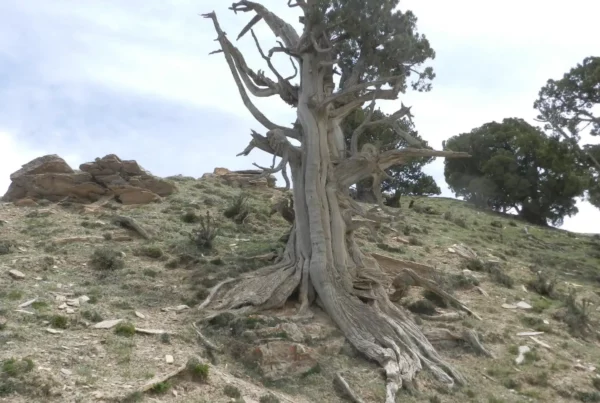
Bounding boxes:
[201,1,471,399]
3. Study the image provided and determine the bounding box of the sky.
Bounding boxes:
[0,0,599,233]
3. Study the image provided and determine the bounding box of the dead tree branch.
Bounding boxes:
[321,76,404,109]
[229,1,300,49]
[249,29,299,106]
[350,101,415,155]
[203,12,290,131]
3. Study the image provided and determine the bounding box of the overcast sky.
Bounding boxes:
[1,0,599,233]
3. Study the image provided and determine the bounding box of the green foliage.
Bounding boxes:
[181,211,200,223]
[189,211,220,250]
[527,271,557,298]
[224,194,250,224]
[149,381,171,394]
[50,315,69,329]
[186,358,209,382]
[1,358,34,377]
[0,240,13,255]
[316,0,435,92]
[138,245,163,259]
[259,393,281,403]
[224,384,242,398]
[90,247,125,271]
[444,118,589,226]
[114,322,136,337]
[534,56,600,139]
[561,291,592,338]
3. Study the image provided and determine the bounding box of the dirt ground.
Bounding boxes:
[1,175,600,403]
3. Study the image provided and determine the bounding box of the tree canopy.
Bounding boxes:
[534,56,600,139]
[342,107,441,203]
[444,118,588,226]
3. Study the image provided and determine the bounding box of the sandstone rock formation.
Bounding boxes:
[203,167,276,188]
[2,154,176,205]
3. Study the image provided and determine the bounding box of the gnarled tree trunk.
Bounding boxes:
[200,4,473,402]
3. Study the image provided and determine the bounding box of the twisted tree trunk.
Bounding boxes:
[200,4,473,401]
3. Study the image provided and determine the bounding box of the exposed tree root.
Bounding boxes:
[334,372,365,403]
[192,322,221,353]
[423,328,494,358]
[195,235,491,403]
[200,263,470,403]
[420,312,466,322]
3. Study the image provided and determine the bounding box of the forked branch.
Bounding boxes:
[335,148,470,188]
[229,1,300,49]
[203,12,289,131]
[321,75,405,109]
[350,101,416,155]
[249,29,299,106]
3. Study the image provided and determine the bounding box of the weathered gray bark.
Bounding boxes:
[201,4,473,402]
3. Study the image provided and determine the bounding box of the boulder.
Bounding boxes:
[248,341,318,380]
[2,154,177,206]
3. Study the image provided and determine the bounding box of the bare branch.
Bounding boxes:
[322,75,404,110]
[230,1,300,49]
[268,43,299,59]
[287,0,307,10]
[249,29,299,106]
[285,56,299,81]
[203,12,288,130]
[350,102,421,156]
[334,147,470,188]
[311,33,332,53]
[236,14,262,41]
[330,86,405,120]
[236,129,299,190]
[350,96,377,155]
[378,149,470,171]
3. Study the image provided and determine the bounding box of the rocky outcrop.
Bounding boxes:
[203,167,276,188]
[2,154,176,205]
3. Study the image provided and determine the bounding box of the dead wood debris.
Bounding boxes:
[111,215,150,239]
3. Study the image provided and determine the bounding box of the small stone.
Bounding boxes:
[66,299,80,307]
[18,298,37,308]
[8,270,25,279]
[543,319,549,325]
[55,295,67,302]
[502,303,517,309]
[135,311,145,319]
[516,301,532,310]
[58,303,67,310]
[447,247,456,253]
[46,328,63,334]
[165,355,174,364]
[61,368,72,376]
[66,308,75,314]
[78,295,90,304]
[92,319,123,329]
[515,346,531,365]
[517,331,544,336]
[135,328,167,335]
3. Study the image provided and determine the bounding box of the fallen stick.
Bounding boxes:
[112,215,150,239]
[134,363,187,393]
[192,322,221,353]
[197,278,237,310]
[334,372,365,403]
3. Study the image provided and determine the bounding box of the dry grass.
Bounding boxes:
[1,179,599,402]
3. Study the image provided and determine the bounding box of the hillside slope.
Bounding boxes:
[1,174,600,403]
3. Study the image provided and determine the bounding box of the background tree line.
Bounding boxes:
[353,56,599,227]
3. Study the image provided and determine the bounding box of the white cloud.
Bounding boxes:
[0,0,598,232]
